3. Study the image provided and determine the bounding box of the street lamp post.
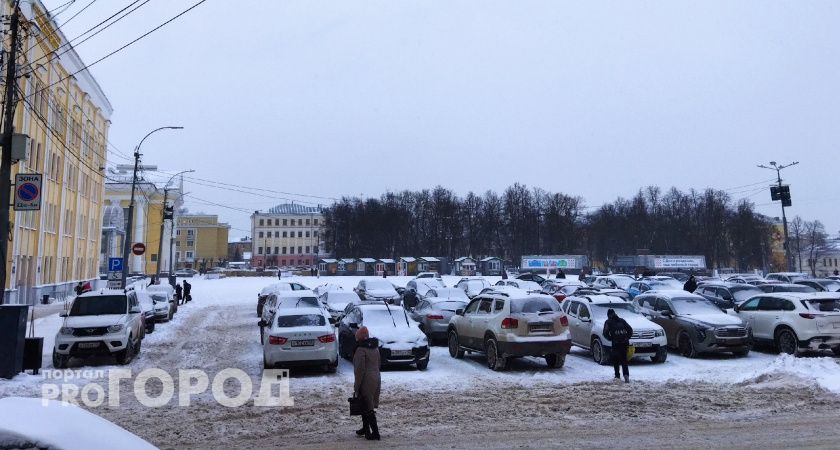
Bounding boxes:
[121,126,183,288]
[758,161,798,272]
[155,170,194,282]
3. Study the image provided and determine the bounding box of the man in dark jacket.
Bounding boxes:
[603,309,633,382]
[557,269,566,279]
[175,283,183,305]
[683,275,698,293]
[183,280,192,302]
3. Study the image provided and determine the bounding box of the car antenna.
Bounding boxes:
[382,300,398,327]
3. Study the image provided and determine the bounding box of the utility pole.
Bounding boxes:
[154,187,169,281]
[120,150,141,288]
[758,161,798,272]
[0,2,21,304]
[156,169,192,282]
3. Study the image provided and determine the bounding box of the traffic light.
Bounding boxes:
[771,185,791,206]
[770,186,780,201]
[163,205,174,220]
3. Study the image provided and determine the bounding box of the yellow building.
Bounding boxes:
[175,214,230,270]
[5,0,112,304]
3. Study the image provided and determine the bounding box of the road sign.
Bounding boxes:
[107,272,121,281]
[14,173,42,211]
[107,280,122,289]
[132,243,146,256]
[108,257,123,272]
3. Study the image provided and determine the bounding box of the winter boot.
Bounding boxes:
[624,375,630,383]
[356,413,369,436]
[366,411,380,440]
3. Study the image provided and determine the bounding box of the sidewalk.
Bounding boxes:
[29,302,67,320]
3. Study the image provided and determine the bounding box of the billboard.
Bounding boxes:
[521,255,586,270]
[650,256,706,269]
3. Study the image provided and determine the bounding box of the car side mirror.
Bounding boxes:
[733,305,740,312]
[59,311,68,317]
[456,309,464,316]
[129,307,142,314]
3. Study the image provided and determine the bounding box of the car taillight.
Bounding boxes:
[799,313,819,319]
[268,336,287,345]
[501,318,519,329]
[426,314,444,320]
[554,294,566,302]
[318,334,336,343]
[559,315,569,326]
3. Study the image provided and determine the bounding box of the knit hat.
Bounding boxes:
[607,308,616,318]
[355,326,369,342]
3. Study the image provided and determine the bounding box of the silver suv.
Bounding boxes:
[447,289,571,370]
[53,290,145,368]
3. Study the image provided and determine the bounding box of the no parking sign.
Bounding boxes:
[14,173,42,211]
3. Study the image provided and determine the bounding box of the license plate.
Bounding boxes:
[77,342,99,349]
[391,350,413,356]
[291,340,314,347]
[634,342,653,348]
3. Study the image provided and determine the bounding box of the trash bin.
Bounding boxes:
[41,294,50,305]
[23,337,43,375]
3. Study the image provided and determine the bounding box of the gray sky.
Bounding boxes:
[43,0,840,240]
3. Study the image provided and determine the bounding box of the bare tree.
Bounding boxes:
[804,220,829,276]
[789,216,805,272]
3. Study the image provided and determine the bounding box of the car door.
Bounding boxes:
[411,300,428,324]
[564,301,582,344]
[753,296,784,339]
[470,298,495,347]
[736,297,760,337]
[572,302,594,344]
[459,299,483,349]
[127,294,141,338]
[654,298,680,344]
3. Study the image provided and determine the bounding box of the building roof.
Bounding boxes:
[340,258,356,263]
[420,257,440,262]
[262,204,323,215]
[379,259,395,264]
[400,257,416,262]
[359,258,377,263]
[454,257,475,262]
[319,258,338,263]
[480,256,501,262]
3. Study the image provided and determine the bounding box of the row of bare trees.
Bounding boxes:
[789,216,835,276]
[322,184,792,271]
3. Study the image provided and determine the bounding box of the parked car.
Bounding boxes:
[175,269,197,278]
[53,290,146,368]
[408,294,469,343]
[415,272,443,282]
[147,284,177,316]
[147,291,174,321]
[795,279,840,293]
[562,294,667,364]
[313,282,344,300]
[634,291,751,358]
[321,291,361,321]
[733,293,840,355]
[640,276,683,290]
[726,274,767,285]
[494,279,543,293]
[592,275,634,290]
[693,282,764,309]
[571,286,631,302]
[447,289,571,370]
[627,280,679,300]
[135,291,157,334]
[765,272,808,283]
[354,279,401,304]
[454,277,492,298]
[260,307,337,371]
[757,283,817,294]
[516,272,546,284]
[541,282,586,302]
[260,290,319,324]
[338,303,430,370]
[656,272,690,282]
[402,278,446,308]
[257,281,310,317]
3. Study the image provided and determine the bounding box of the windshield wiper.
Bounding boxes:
[382,301,398,327]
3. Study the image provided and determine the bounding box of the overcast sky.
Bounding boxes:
[43,0,840,240]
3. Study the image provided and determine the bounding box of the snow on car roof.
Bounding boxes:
[275,306,325,316]
[274,290,316,298]
[77,289,126,298]
[573,294,629,304]
[765,292,840,300]
[647,290,705,299]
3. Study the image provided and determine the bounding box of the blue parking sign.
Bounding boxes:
[108,257,123,272]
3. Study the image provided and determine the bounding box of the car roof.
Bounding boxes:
[273,290,316,298]
[767,272,808,276]
[568,294,630,304]
[77,289,126,298]
[758,292,840,300]
[642,290,705,300]
[275,307,325,316]
[696,281,740,288]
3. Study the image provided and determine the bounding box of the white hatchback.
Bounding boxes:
[261,307,338,372]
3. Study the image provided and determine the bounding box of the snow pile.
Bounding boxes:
[736,354,840,393]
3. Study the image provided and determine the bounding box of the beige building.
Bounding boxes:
[4,1,112,304]
[175,214,230,270]
[251,204,325,268]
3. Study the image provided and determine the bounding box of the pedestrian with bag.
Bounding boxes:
[352,326,381,440]
[183,280,192,303]
[175,283,183,305]
[603,308,633,383]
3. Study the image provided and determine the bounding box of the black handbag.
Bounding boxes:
[348,396,364,416]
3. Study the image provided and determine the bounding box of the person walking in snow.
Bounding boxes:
[603,308,633,383]
[683,275,698,293]
[175,283,183,305]
[353,326,381,440]
[183,280,192,303]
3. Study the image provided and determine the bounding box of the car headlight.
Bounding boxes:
[694,324,710,340]
[654,329,665,337]
[59,327,74,335]
[415,336,428,346]
[107,324,124,333]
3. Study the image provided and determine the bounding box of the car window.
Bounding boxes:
[781,300,796,311]
[578,304,590,319]
[427,290,437,298]
[739,298,759,311]
[494,281,504,286]
[562,301,570,313]
[277,314,326,327]
[654,298,673,314]
[494,299,505,312]
[567,301,579,316]
[758,297,782,311]
[464,299,481,314]
[478,299,493,313]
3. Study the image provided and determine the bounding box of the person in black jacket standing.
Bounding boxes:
[183,280,192,302]
[683,275,698,293]
[603,309,633,383]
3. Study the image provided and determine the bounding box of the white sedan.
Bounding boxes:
[261,307,338,372]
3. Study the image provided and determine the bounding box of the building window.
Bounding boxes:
[176,229,181,236]
[282,231,287,238]
[305,231,310,238]
[274,219,279,226]
[298,246,302,254]
[283,219,287,226]
[176,241,181,247]
[187,240,194,247]
[151,254,158,262]
[258,231,264,238]
[274,231,279,238]
[281,259,286,266]
[305,219,310,226]
[314,219,318,225]
[187,229,194,236]
[298,231,302,238]
[274,247,279,254]
[282,247,287,254]
[259,219,264,226]
[313,231,319,237]
[266,247,271,254]
[305,246,310,254]
[186,251,193,259]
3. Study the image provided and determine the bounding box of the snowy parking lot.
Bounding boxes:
[4,275,840,449]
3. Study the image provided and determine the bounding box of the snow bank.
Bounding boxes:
[736,354,840,392]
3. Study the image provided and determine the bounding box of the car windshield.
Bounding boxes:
[150,294,168,302]
[277,296,319,308]
[592,302,641,316]
[434,289,468,299]
[511,297,560,314]
[671,297,722,315]
[803,299,840,312]
[430,300,467,312]
[782,285,816,293]
[276,314,326,327]
[515,281,542,291]
[730,285,763,300]
[69,296,127,316]
[366,280,395,291]
[364,309,411,328]
[465,280,488,290]
[609,277,632,289]
[817,281,840,291]
[326,293,358,305]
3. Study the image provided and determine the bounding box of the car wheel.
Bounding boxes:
[591,338,609,365]
[416,359,429,371]
[545,353,565,369]
[448,330,464,359]
[678,331,697,358]
[485,338,506,371]
[651,348,668,363]
[775,328,800,356]
[116,336,135,365]
[52,349,69,369]
[732,348,750,357]
[833,346,840,357]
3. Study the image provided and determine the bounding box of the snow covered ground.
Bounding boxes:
[2,275,840,449]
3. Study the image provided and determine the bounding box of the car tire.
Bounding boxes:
[775,328,800,356]
[833,346,840,357]
[116,336,136,365]
[678,331,697,358]
[651,348,668,363]
[591,338,609,365]
[448,330,464,359]
[416,359,429,371]
[732,348,750,357]
[52,349,69,369]
[485,338,506,371]
[545,353,565,369]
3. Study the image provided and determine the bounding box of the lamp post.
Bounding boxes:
[155,169,194,282]
[121,126,183,288]
[758,161,798,272]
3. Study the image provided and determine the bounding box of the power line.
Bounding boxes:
[149,169,338,202]
[184,194,252,214]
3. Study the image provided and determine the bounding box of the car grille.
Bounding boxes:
[528,322,553,333]
[72,327,109,337]
[715,327,747,338]
[632,330,656,340]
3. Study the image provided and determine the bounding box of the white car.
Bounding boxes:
[321,291,361,321]
[454,277,492,298]
[261,290,319,324]
[765,272,809,283]
[415,271,443,281]
[403,278,447,307]
[593,275,634,290]
[313,282,344,300]
[261,307,337,372]
[494,279,542,293]
[733,292,840,355]
[53,290,145,368]
[257,281,310,317]
[562,294,667,364]
[338,303,430,370]
[354,279,401,304]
